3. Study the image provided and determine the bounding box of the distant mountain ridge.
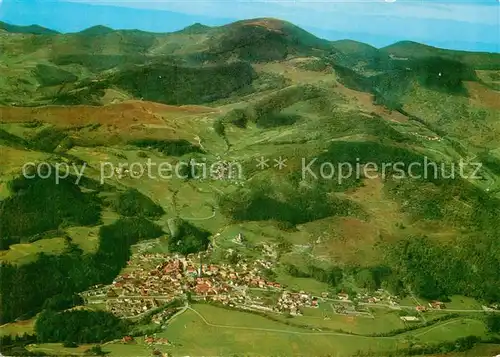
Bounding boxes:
[1,18,498,59]
[0,21,59,35]
[0,17,498,107]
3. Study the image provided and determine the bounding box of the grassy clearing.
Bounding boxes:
[27,343,99,356]
[66,226,100,254]
[275,275,331,295]
[0,146,48,175]
[0,318,35,336]
[445,296,485,310]
[150,304,402,357]
[406,318,487,343]
[90,304,488,356]
[0,181,10,200]
[0,238,67,265]
[275,305,406,335]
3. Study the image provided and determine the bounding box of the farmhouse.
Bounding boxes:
[400,316,420,322]
[429,301,446,309]
[416,305,427,312]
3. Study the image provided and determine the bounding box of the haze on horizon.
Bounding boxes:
[0,0,498,52]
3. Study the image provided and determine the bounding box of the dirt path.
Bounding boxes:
[413,318,479,338]
[166,301,189,325]
[180,208,216,221]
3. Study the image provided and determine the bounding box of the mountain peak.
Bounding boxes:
[78,25,115,35]
[232,18,292,31]
[177,22,212,34]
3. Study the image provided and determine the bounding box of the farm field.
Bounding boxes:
[0,319,35,337]
[27,303,494,357]
[405,318,488,343]
[111,304,404,357]
[0,237,67,265]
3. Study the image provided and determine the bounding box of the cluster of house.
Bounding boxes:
[84,247,351,317]
[121,335,171,346]
[332,302,358,315]
[483,304,500,312]
[106,296,167,318]
[232,233,245,245]
[209,158,241,181]
[127,252,170,267]
[94,253,289,317]
[359,290,400,307]
[275,291,319,315]
[186,260,282,298]
[416,301,446,312]
[144,336,170,346]
[151,307,179,325]
[81,285,109,299]
[410,132,442,142]
[261,243,278,260]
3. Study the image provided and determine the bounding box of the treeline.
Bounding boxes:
[28,127,69,152]
[478,151,500,176]
[129,138,203,156]
[285,264,344,287]
[218,177,363,226]
[353,335,500,357]
[42,293,84,311]
[0,217,164,323]
[51,54,151,72]
[396,335,482,356]
[285,263,406,297]
[386,234,500,302]
[109,188,165,218]
[311,140,500,303]
[34,63,78,87]
[0,173,101,249]
[167,218,211,255]
[221,84,324,128]
[0,128,28,148]
[354,335,494,357]
[385,174,500,302]
[0,334,42,357]
[35,310,128,344]
[332,56,476,113]
[111,61,256,105]
[411,56,477,94]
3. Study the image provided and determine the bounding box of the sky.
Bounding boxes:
[0,0,498,52]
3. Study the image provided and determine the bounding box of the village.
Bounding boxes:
[81,251,323,318]
[81,247,500,323]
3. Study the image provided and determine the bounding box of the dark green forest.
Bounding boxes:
[0,174,101,249]
[110,188,165,218]
[0,218,164,323]
[35,310,128,344]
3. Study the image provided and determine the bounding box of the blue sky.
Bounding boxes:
[0,0,498,52]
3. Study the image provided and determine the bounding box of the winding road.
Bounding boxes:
[179,207,216,221]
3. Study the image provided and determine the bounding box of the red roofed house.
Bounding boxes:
[429,301,445,309]
[122,336,134,343]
